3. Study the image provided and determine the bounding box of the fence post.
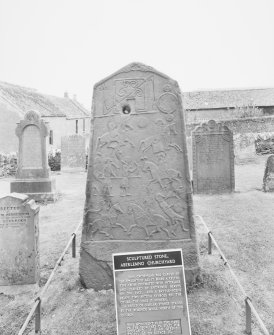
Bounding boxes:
[245,297,252,335]
[208,232,212,255]
[35,298,41,334]
[72,233,76,258]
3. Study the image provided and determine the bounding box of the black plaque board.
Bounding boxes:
[113,249,191,335]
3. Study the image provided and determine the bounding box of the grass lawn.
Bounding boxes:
[0,157,273,335]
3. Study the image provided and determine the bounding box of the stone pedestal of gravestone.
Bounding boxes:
[61,134,86,172]
[10,110,56,201]
[192,120,235,194]
[0,193,39,285]
[263,155,274,192]
[79,62,200,290]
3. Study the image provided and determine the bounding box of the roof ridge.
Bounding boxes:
[69,99,89,115]
[184,87,274,94]
[0,80,38,92]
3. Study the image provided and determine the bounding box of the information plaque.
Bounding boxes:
[113,249,191,335]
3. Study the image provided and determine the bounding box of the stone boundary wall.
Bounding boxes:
[186,116,274,137]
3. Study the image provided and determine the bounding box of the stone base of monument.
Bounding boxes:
[79,240,200,291]
[10,178,57,201]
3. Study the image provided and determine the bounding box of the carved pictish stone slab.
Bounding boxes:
[113,249,191,335]
[79,63,200,290]
[61,134,86,171]
[192,120,235,194]
[0,193,40,285]
[263,155,274,192]
[10,110,56,201]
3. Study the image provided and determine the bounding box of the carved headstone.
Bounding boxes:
[192,120,235,194]
[79,62,200,290]
[10,110,56,201]
[263,155,274,192]
[61,134,86,171]
[0,193,39,285]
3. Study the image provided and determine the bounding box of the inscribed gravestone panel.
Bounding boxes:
[0,193,39,285]
[192,120,234,194]
[80,63,200,290]
[22,125,42,169]
[113,249,191,335]
[61,134,86,170]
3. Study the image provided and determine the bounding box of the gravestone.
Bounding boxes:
[79,62,200,290]
[113,249,191,335]
[192,120,235,194]
[10,110,56,201]
[0,193,39,285]
[263,155,274,192]
[61,134,86,171]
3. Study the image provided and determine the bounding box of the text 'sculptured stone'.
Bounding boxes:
[113,249,191,335]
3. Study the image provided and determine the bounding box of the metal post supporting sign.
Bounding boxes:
[113,249,191,335]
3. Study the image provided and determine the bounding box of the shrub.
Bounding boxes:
[48,149,61,171]
[0,152,18,177]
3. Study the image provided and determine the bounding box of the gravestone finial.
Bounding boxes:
[25,110,41,122]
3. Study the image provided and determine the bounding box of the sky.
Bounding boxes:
[1,0,274,109]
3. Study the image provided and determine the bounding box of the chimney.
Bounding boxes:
[64,91,69,98]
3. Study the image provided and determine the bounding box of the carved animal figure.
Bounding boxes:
[141,158,164,188]
[144,205,173,238]
[139,135,160,153]
[96,129,120,151]
[87,203,126,239]
[155,193,189,232]
[127,203,154,238]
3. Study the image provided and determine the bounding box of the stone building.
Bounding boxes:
[183,88,274,123]
[0,81,90,153]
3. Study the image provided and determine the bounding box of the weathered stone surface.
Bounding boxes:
[79,62,200,290]
[10,110,56,201]
[263,155,274,192]
[61,134,86,171]
[0,193,39,285]
[192,120,235,194]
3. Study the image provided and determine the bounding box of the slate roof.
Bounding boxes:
[183,88,274,110]
[0,81,89,118]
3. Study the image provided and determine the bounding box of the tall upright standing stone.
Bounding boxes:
[10,110,56,201]
[192,120,235,194]
[0,193,39,285]
[79,63,200,290]
[61,134,86,172]
[263,155,274,192]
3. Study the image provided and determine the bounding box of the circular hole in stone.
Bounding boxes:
[122,104,131,114]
